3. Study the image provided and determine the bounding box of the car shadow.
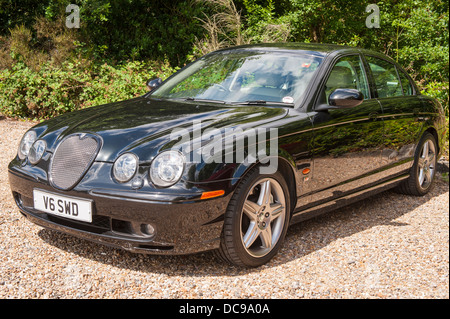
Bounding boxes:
[38,175,449,276]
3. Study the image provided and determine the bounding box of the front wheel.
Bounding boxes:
[217,168,290,267]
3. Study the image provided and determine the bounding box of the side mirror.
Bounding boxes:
[328,88,364,108]
[147,77,162,91]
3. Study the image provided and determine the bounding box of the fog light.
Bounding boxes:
[131,176,144,189]
[14,193,23,207]
[141,223,155,237]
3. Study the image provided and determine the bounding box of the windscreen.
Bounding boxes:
[150,50,323,105]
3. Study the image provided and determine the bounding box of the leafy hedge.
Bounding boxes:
[0,60,176,119]
[0,0,447,122]
[421,81,449,115]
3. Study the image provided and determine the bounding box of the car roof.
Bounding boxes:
[216,42,355,56]
[215,42,390,61]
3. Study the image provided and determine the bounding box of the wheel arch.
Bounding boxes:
[230,155,299,216]
[424,126,440,155]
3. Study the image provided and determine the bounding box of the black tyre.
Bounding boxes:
[396,132,438,196]
[217,168,291,267]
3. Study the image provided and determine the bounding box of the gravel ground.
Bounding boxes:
[0,117,448,299]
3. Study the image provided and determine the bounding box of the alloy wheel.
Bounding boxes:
[240,178,286,258]
[418,139,436,190]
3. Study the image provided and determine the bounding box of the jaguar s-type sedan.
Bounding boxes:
[9,43,446,267]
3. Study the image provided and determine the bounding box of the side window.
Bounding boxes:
[397,69,414,96]
[325,55,369,102]
[366,56,403,98]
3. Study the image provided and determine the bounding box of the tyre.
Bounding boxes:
[396,132,438,196]
[217,168,291,267]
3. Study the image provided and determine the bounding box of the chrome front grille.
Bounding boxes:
[49,133,100,190]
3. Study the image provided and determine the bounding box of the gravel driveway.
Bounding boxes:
[1,118,448,299]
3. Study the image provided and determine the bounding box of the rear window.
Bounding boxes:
[366,56,403,98]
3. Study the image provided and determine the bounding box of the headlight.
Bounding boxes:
[150,151,185,187]
[18,131,37,160]
[28,140,46,165]
[113,153,138,182]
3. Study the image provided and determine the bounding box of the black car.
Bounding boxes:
[8,43,446,267]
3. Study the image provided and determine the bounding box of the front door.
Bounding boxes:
[308,54,385,206]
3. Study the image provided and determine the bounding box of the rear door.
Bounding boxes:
[364,55,423,176]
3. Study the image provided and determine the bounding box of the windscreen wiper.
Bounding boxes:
[232,100,294,106]
[238,100,267,105]
[184,97,225,104]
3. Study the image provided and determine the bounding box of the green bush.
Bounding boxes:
[41,0,208,67]
[0,0,448,123]
[421,81,449,116]
[0,59,176,120]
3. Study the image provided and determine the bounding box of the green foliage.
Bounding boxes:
[421,81,449,116]
[0,0,448,121]
[441,172,449,183]
[0,59,176,119]
[391,1,449,82]
[242,0,275,26]
[0,0,50,34]
[40,0,208,67]
[241,0,291,43]
[6,16,78,70]
[263,0,449,81]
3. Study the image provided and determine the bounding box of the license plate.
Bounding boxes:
[33,189,93,223]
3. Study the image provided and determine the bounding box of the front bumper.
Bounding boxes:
[8,162,233,255]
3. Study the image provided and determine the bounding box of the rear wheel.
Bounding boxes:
[217,168,290,267]
[396,132,438,196]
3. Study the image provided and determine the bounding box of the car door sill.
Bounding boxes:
[290,174,409,225]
